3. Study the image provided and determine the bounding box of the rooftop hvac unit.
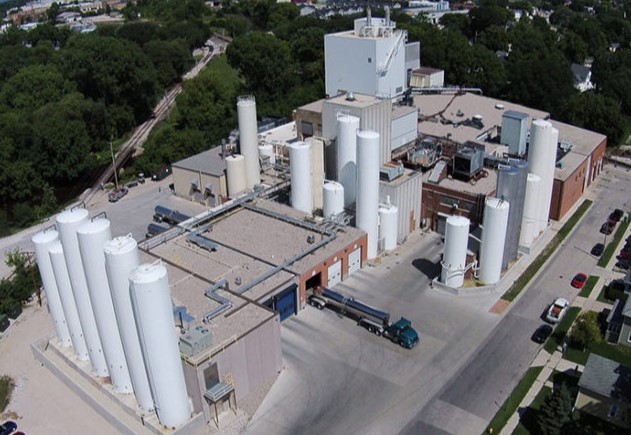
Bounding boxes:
[179,325,213,357]
[452,145,485,180]
[379,162,404,181]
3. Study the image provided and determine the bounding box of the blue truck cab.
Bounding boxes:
[386,317,419,349]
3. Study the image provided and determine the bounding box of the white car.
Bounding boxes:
[308,295,326,310]
[546,298,570,324]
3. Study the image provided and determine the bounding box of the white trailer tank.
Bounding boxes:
[77,217,132,394]
[130,263,190,428]
[479,198,510,284]
[104,235,154,411]
[441,216,470,288]
[32,229,71,347]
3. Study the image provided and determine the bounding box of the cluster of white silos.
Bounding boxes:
[526,120,558,237]
[441,216,470,288]
[32,207,191,428]
[479,198,510,284]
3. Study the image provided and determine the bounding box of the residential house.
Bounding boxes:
[571,63,595,93]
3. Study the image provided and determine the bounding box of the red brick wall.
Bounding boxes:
[422,184,487,230]
[551,159,589,221]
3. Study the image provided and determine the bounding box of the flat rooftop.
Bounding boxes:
[172,147,227,177]
[422,162,498,196]
[259,121,298,144]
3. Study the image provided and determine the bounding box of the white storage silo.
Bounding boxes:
[479,198,510,284]
[104,235,153,411]
[258,143,276,165]
[56,208,107,377]
[307,137,325,211]
[520,173,541,247]
[130,263,190,428]
[441,216,470,288]
[225,154,247,197]
[32,229,71,347]
[77,218,132,394]
[237,96,260,189]
[527,119,558,234]
[289,141,313,214]
[323,181,345,218]
[337,114,360,206]
[356,130,380,260]
[496,162,526,270]
[379,201,398,252]
[49,241,88,360]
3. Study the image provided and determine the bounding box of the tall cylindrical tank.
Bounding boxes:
[258,143,276,165]
[520,173,541,247]
[379,202,398,252]
[225,154,247,197]
[32,229,71,347]
[289,141,313,214]
[496,163,525,270]
[130,263,190,428]
[77,218,132,394]
[441,216,470,288]
[104,235,154,411]
[479,198,510,284]
[323,181,345,218]
[56,208,107,377]
[49,241,88,360]
[527,120,558,234]
[237,96,260,189]
[337,114,360,207]
[356,130,380,259]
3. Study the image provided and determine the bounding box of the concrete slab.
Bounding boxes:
[419,399,488,435]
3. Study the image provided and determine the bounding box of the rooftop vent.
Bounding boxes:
[345,91,356,101]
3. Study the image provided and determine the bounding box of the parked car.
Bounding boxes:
[0,420,17,435]
[600,222,615,235]
[108,186,129,203]
[307,295,326,310]
[532,324,553,344]
[590,243,604,257]
[618,250,631,260]
[546,298,570,324]
[610,208,624,222]
[571,273,588,289]
[616,260,631,270]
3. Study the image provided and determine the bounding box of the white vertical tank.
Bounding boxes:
[258,143,276,165]
[379,201,398,252]
[520,173,541,247]
[527,119,558,234]
[49,241,88,360]
[77,218,132,394]
[289,141,313,214]
[237,96,259,189]
[104,235,153,411]
[56,208,107,377]
[130,263,190,428]
[441,216,470,288]
[308,137,325,211]
[225,154,247,197]
[32,229,71,347]
[356,130,380,259]
[323,181,345,218]
[336,114,360,206]
[479,198,510,284]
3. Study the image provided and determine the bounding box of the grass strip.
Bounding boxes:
[512,386,552,435]
[597,217,631,267]
[543,307,581,354]
[502,200,592,302]
[578,275,599,298]
[485,366,544,435]
[563,340,631,366]
[0,375,15,412]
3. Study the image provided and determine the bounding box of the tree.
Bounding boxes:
[0,64,72,111]
[145,39,193,88]
[537,384,574,435]
[570,311,602,349]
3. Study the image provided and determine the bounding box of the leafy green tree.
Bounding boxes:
[570,310,602,349]
[145,39,193,88]
[267,2,299,31]
[439,14,471,38]
[115,21,160,47]
[478,25,510,52]
[469,1,513,37]
[0,65,72,111]
[537,384,574,435]
[558,31,589,63]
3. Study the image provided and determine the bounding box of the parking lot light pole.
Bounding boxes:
[110,140,119,190]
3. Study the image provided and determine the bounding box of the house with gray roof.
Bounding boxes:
[575,354,631,428]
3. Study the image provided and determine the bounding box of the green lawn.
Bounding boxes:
[544,307,581,353]
[502,200,592,302]
[578,275,599,298]
[0,375,14,412]
[549,369,580,388]
[597,217,631,268]
[485,366,544,434]
[202,54,241,87]
[563,340,631,366]
[512,386,551,435]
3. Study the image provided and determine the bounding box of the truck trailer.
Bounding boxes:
[311,287,419,349]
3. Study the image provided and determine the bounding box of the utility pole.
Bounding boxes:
[110,139,119,190]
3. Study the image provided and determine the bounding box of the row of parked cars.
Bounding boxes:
[599,208,624,235]
[616,235,631,270]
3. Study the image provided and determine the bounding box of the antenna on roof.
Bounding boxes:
[367,0,372,26]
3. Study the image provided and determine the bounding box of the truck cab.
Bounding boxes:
[385,317,419,349]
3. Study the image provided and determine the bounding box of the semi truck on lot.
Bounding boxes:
[310,287,419,349]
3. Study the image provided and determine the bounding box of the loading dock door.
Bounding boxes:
[274,284,297,321]
[327,260,342,288]
[348,247,361,275]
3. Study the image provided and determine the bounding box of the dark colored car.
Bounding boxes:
[108,186,129,203]
[591,243,604,257]
[0,420,17,435]
[616,260,631,270]
[532,324,553,343]
[571,273,588,289]
[618,250,631,260]
[610,208,624,222]
[600,222,615,235]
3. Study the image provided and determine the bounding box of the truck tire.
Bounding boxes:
[375,330,382,337]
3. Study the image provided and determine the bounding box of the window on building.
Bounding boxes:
[301,121,313,137]
[608,404,618,418]
[368,57,372,63]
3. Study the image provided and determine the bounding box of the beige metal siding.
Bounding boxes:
[380,171,422,242]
